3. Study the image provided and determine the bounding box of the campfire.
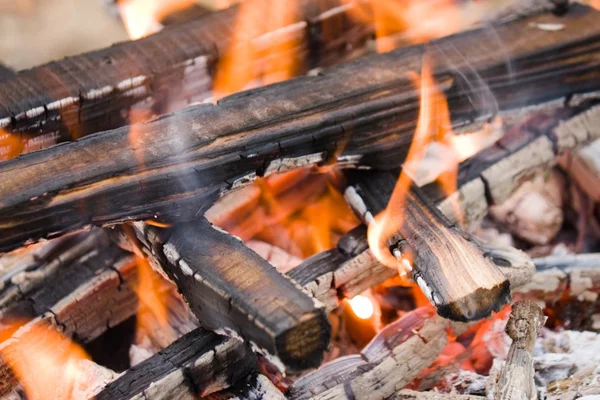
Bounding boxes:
[1,0,600,399]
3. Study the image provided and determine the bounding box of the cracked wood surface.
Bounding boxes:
[493,300,545,400]
[1,5,599,252]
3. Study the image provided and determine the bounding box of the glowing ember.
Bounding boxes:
[118,0,195,40]
[0,322,91,400]
[0,129,25,161]
[349,295,375,319]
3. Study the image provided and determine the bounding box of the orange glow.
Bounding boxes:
[213,0,302,98]
[133,254,170,332]
[0,129,25,161]
[0,322,90,400]
[349,294,375,319]
[367,57,460,272]
[118,0,195,39]
[345,0,504,52]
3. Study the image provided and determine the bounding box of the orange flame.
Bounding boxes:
[0,322,90,400]
[367,57,459,272]
[118,0,196,39]
[213,0,302,98]
[345,0,510,52]
[0,129,25,161]
[133,254,170,332]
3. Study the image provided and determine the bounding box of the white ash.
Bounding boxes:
[246,240,302,274]
[71,359,119,399]
[250,341,287,377]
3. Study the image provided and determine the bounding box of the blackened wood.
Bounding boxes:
[0,229,129,326]
[95,328,256,400]
[206,374,286,400]
[344,171,510,321]
[131,218,330,371]
[1,6,600,252]
[0,253,137,396]
[0,0,369,157]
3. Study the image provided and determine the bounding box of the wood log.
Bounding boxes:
[129,218,330,372]
[0,252,137,396]
[492,300,545,400]
[95,328,256,400]
[288,307,466,400]
[390,390,484,400]
[344,171,510,321]
[1,5,599,252]
[0,229,130,328]
[0,0,369,157]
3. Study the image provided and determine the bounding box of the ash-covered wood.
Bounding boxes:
[288,307,463,400]
[0,0,369,156]
[206,374,286,400]
[391,390,484,400]
[0,252,137,396]
[493,300,545,400]
[1,5,600,252]
[130,218,330,371]
[95,328,256,400]
[0,229,129,327]
[344,172,510,322]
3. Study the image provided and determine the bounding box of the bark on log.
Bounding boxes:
[493,300,545,400]
[344,172,510,322]
[0,0,368,156]
[1,5,599,252]
[95,328,256,400]
[0,252,137,396]
[130,218,330,372]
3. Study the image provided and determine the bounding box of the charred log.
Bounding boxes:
[1,6,600,252]
[95,328,256,400]
[130,218,330,372]
[0,0,368,156]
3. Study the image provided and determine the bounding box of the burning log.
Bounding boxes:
[344,172,510,321]
[95,328,256,400]
[129,218,330,371]
[492,300,545,400]
[288,307,465,400]
[391,391,484,400]
[0,0,368,154]
[1,5,600,252]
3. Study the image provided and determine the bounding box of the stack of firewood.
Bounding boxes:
[0,0,599,399]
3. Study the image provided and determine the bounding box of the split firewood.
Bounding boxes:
[95,328,256,400]
[0,0,368,153]
[344,171,510,322]
[129,218,330,371]
[493,300,545,400]
[0,229,130,328]
[489,172,565,245]
[288,307,467,400]
[1,5,600,252]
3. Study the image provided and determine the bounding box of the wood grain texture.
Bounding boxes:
[493,300,545,400]
[131,218,330,371]
[95,328,256,400]
[344,171,510,321]
[1,5,599,252]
